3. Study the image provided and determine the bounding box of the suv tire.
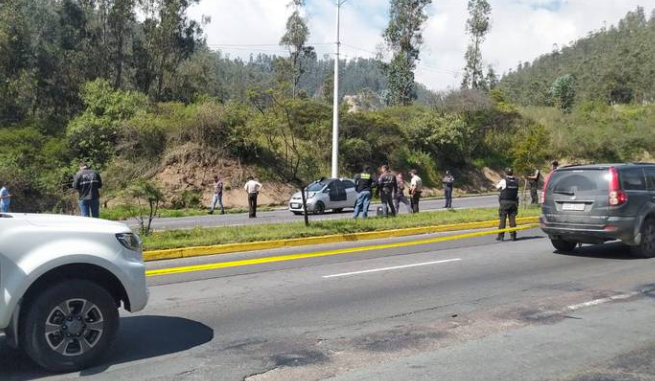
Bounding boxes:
[20,280,119,372]
[632,219,655,258]
[551,237,578,252]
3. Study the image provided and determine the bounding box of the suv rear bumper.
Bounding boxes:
[540,215,639,245]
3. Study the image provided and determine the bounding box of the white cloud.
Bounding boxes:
[189,0,654,90]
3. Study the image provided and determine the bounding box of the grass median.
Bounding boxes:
[101,205,276,221]
[142,206,542,251]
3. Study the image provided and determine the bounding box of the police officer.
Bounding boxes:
[496,168,520,241]
[377,165,397,217]
[353,165,375,219]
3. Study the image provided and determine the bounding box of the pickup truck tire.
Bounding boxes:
[631,219,655,258]
[550,238,578,252]
[20,279,119,372]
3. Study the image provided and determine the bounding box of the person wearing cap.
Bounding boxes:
[244,176,262,218]
[496,168,520,241]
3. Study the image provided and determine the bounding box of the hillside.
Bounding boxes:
[499,7,655,106]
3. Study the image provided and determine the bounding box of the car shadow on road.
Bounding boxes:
[0,315,214,381]
[554,242,644,260]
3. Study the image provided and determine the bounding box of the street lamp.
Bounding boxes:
[331,0,349,179]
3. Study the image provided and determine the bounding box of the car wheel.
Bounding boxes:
[20,280,119,372]
[551,237,578,252]
[632,219,655,258]
[313,202,325,215]
[333,208,343,213]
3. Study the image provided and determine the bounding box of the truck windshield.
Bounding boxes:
[547,169,610,194]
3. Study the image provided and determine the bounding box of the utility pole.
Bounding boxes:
[332,0,348,179]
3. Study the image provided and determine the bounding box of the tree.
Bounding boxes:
[280,0,316,99]
[122,180,164,235]
[135,0,204,100]
[107,0,137,90]
[485,65,498,90]
[551,74,576,111]
[382,0,432,106]
[461,0,492,90]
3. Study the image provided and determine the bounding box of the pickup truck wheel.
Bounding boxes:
[632,219,655,258]
[21,280,119,372]
[551,238,578,252]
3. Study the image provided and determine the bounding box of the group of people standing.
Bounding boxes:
[352,166,456,219]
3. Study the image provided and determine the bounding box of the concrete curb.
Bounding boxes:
[143,216,540,262]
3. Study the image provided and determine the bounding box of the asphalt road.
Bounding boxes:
[126,194,500,230]
[3,228,655,381]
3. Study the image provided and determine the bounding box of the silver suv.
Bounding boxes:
[0,213,148,372]
[540,163,655,257]
[289,178,359,215]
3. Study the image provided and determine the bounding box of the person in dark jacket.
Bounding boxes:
[496,168,520,241]
[442,170,455,208]
[394,173,413,214]
[527,169,541,205]
[377,165,397,217]
[353,165,375,219]
[73,163,103,218]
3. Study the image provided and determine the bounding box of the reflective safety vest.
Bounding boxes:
[356,173,374,193]
[500,176,519,201]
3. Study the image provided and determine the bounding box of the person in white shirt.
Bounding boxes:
[409,170,423,213]
[244,176,263,218]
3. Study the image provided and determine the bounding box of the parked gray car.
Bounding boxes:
[289,178,359,214]
[540,163,655,257]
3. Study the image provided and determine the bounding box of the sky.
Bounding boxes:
[189,0,654,91]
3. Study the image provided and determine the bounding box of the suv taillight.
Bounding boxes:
[540,171,553,204]
[608,167,627,206]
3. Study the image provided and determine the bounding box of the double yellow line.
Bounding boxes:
[147,224,539,277]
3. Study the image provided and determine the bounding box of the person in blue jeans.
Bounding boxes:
[208,175,225,215]
[73,163,103,218]
[353,166,376,219]
[0,182,11,213]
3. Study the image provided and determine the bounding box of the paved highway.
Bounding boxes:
[2,228,655,381]
[126,194,500,230]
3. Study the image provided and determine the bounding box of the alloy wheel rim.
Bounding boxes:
[44,299,105,357]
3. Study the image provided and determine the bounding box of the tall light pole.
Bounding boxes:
[332,0,348,179]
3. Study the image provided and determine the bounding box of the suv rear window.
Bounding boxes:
[547,169,610,193]
[621,168,646,191]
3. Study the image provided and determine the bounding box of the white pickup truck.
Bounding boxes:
[0,213,148,372]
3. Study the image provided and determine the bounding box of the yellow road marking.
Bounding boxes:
[146,224,539,277]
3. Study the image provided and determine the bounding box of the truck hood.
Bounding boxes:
[10,213,132,234]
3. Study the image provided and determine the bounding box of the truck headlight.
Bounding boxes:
[116,233,142,252]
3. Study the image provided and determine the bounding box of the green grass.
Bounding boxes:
[142,206,541,251]
[101,205,276,221]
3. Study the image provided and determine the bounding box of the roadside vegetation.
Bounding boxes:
[141,206,541,251]
[0,0,653,225]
